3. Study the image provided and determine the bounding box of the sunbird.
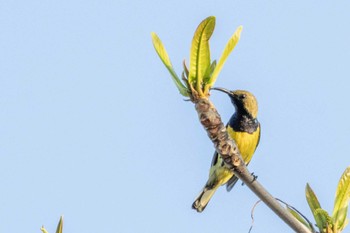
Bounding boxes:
[192,88,261,212]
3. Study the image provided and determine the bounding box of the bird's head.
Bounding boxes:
[211,87,258,119]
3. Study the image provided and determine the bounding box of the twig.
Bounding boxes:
[248,200,262,233]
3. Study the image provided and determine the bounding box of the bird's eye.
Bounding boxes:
[240,94,246,99]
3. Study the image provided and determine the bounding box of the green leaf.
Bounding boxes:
[314,208,333,232]
[286,206,314,231]
[203,60,216,84]
[333,166,350,231]
[40,226,49,233]
[306,183,327,230]
[206,25,242,93]
[183,60,189,79]
[55,216,63,233]
[151,32,189,97]
[189,16,215,96]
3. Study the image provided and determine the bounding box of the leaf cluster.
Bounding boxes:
[41,216,63,233]
[289,167,350,233]
[151,16,242,100]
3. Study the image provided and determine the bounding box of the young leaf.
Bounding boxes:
[40,226,49,233]
[314,208,333,232]
[203,60,216,83]
[332,166,350,231]
[306,183,327,230]
[205,25,242,93]
[55,216,63,233]
[183,60,189,79]
[151,32,189,97]
[189,16,215,96]
[286,206,314,231]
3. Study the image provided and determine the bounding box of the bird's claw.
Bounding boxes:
[241,172,258,186]
[251,172,258,183]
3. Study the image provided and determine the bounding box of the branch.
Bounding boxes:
[195,98,312,233]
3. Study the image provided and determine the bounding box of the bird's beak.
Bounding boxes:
[210,87,232,95]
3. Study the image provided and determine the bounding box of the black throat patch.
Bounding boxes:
[228,114,259,134]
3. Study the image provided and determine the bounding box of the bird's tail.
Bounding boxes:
[192,185,219,213]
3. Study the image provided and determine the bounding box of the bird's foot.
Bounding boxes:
[251,172,258,183]
[241,172,258,186]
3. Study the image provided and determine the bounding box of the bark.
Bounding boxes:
[194,98,312,233]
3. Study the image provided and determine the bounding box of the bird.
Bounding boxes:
[192,88,261,213]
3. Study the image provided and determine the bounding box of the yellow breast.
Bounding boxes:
[227,125,260,164]
[208,125,260,186]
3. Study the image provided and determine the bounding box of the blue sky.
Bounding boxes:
[1,1,350,232]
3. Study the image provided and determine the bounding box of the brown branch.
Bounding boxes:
[194,98,312,233]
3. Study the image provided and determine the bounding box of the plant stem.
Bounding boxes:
[194,98,311,233]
